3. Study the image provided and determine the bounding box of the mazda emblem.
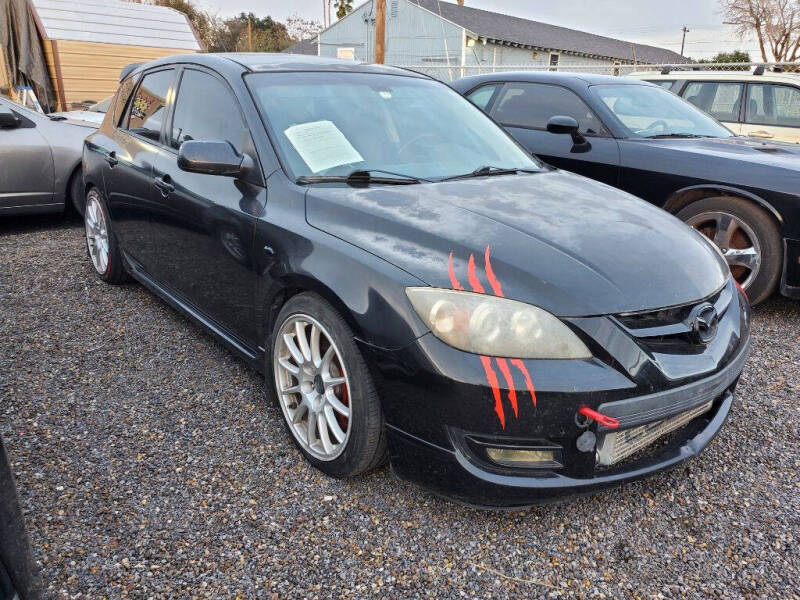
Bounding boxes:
[687,302,719,344]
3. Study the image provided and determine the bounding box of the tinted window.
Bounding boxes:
[746,83,800,127]
[466,85,499,110]
[682,82,744,122]
[169,70,248,152]
[125,69,174,141]
[491,83,607,134]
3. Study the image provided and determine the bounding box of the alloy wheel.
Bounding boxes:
[85,191,110,275]
[274,315,352,461]
[685,211,761,290]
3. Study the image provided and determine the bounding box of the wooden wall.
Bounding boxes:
[44,41,195,111]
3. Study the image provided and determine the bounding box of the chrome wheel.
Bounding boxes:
[85,190,110,275]
[274,315,352,461]
[686,211,762,290]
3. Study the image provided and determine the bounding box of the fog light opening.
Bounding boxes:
[485,447,561,468]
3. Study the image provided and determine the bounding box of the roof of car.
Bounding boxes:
[629,69,800,85]
[450,71,655,91]
[125,53,425,80]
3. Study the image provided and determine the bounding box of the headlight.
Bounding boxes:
[406,288,592,359]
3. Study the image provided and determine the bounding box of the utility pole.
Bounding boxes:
[375,0,386,63]
[247,17,253,51]
[680,26,689,57]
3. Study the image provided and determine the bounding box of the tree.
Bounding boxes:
[152,0,224,51]
[285,15,322,41]
[710,50,752,69]
[720,0,800,62]
[712,50,752,62]
[335,0,354,20]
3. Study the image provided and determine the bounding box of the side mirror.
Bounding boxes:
[177,140,246,176]
[546,115,591,154]
[0,107,21,129]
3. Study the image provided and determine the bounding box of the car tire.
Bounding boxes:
[84,187,129,284]
[269,293,386,478]
[677,196,781,305]
[68,168,86,217]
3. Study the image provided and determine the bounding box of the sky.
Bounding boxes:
[198,0,762,60]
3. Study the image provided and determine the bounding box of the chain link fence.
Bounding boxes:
[398,62,799,83]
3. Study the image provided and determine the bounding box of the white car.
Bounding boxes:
[629,68,800,144]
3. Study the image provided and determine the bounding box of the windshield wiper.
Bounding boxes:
[48,115,67,121]
[296,169,428,186]
[643,133,711,139]
[440,165,538,182]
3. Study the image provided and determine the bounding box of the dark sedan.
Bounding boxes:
[452,72,800,305]
[83,54,749,507]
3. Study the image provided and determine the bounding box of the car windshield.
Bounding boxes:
[592,84,733,139]
[247,71,542,181]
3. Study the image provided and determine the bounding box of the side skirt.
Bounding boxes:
[123,253,266,372]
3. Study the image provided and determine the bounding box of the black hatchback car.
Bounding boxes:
[452,72,800,305]
[83,55,749,507]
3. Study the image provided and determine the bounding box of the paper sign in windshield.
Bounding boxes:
[284,120,363,174]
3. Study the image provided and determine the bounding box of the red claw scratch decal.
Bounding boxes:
[467,254,485,294]
[495,358,518,418]
[479,356,505,429]
[510,358,537,408]
[448,252,465,291]
[450,245,538,428]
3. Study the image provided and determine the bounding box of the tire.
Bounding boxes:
[676,196,781,305]
[269,293,386,478]
[84,187,129,284]
[68,168,86,217]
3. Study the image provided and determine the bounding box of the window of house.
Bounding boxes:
[548,53,560,71]
[491,82,607,135]
[123,69,175,142]
[169,69,248,153]
[337,48,356,60]
[682,82,744,122]
[746,83,800,127]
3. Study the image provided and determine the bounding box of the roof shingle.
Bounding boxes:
[410,0,689,64]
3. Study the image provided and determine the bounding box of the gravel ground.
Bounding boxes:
[1,215,798,599]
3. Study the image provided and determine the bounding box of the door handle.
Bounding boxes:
[154,175,174,194]
[104,151,118,167]
[748,130,774,139]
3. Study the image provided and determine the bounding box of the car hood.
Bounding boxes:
[49,111,103,128]
[305,170,728,317]
[639,135,800,167]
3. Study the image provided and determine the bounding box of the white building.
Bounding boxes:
[285,0,688,80]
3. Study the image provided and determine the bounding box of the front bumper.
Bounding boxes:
[361,279,750,507]
[387,363,740,508]
[781,238,800,299]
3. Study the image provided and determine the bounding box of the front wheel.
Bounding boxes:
[269,293,386,478]
[677,196,781,305]
[84,188,129,284]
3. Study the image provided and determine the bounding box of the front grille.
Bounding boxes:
[596,401,713,466]
[613,283,731,353]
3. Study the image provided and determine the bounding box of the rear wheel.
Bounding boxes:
[84,188,129,284]
[270,293,386,478]
[677,196,781,305]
